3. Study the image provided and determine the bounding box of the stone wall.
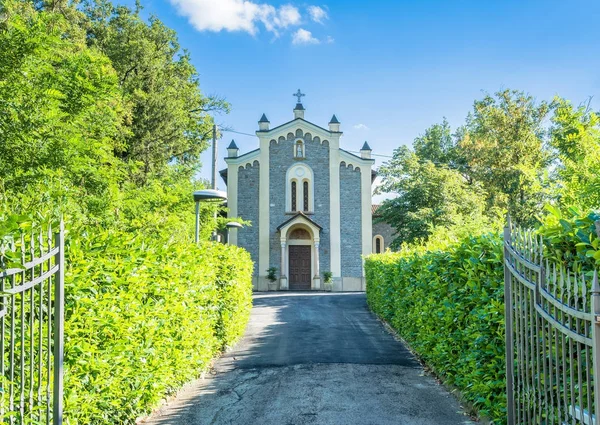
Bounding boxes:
[372,219,395,251]
[340,163,362,277]
[237,161,260,275]
[269,130,331,279]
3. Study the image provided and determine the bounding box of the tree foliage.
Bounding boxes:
[377,89,600,247]
[377,146,489,246]
[459,89,552,225]
[549,98,600,209]
[0,1,250,423]
[0,0,126,219]
[84,1,228,180]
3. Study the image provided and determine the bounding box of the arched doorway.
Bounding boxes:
[277,212,322,291]
[288,227,312,290]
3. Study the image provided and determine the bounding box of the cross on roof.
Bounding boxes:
[293,89,305,104]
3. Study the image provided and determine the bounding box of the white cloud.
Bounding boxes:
[168,0,302,35]
[353,123,370,130]
[325,35,334,43]
[292,28,320,45]
[278,4,301,26]
[308,5,328,23]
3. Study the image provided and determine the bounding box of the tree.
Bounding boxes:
[84,1,228,182]
[412,118,461,169]
[0,0,126,221]
[377,146,488,247]
[458,89,553,225]
[549,97,600,209]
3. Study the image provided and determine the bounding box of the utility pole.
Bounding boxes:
[211,124,217,189]
[211,124,218,241]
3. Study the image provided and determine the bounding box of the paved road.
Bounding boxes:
[145,293,472,425]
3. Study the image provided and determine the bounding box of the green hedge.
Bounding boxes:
[365,233,506,422]
[59,226,253,424]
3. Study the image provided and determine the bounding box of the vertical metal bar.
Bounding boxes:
[212,124,218,190]
[533,237,548,421]
[527,279,535,421]
[575,274,585,423]
[0,271,4,421]
[591,271,600,425]
[20,237,26,421]
[195,201,200,244]
[53,223,64,425]
[30,231,36,418]
[541,299,550,423]
[504,221,516,425]
[46,250,52,424]
[9,274,15,425]
[514,225,522,424]
[535,257,543,422]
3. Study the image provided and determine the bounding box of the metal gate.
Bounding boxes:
[504,220,600,425]
[0,222,64,424]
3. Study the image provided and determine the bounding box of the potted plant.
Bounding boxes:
[266,267,278,291]
[323,271,333,292]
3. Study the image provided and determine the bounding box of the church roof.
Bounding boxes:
[361,141,371,151]
[265,117,336,135]
[219,168,228,185]
[259,113,270,123]
[276,212,323,231]
[227,140,238,149]
[329,114,340,124]
[294,103,305,111]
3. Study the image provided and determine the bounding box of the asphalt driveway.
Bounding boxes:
[145,292,473,425]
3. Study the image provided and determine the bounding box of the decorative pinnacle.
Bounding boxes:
[259,113,269,123]
[293,89,305,104]
[227,140,238,149]
[361,141,371,151]
[329,114,340,124]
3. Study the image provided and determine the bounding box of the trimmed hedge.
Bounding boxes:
[62,226,253,424]
[365,233,506,422]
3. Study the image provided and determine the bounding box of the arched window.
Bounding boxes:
[303,181,309,211]
[291,181,297,211]
[286,164,314,213]
[294,140,305,158]
[373,235,384,254]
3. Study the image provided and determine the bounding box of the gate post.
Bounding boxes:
[591,270,600,425]
[53,222,64,425]
[504,218,515,425]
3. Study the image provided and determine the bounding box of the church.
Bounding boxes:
[221,91,392,292]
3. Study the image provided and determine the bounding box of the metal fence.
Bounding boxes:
[504,220,600,425]
[0,223,64,424]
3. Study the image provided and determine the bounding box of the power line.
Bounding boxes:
[221,128,256,137]
[348,151,393,159]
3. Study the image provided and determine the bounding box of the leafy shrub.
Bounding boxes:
[365,233,506,422]
[537,205,600,272]
[64,228,252,424]
[0,216,253,424]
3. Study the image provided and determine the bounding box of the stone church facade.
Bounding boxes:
[221,95,391,291]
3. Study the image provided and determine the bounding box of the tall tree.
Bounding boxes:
[413,118,459,167]
[0,0,126,220]
[84,0,228,181]
[377,146,488,247]
[550,97,600,209]
[458,89,553,225]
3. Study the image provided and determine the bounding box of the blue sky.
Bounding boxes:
[133,0,600,191]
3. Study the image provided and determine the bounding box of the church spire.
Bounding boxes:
[328,114,340,132]
[258,113,270,131]
[360,141,372,159]
[293,89,305,119]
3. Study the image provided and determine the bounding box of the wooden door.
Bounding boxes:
[289,245,311,290]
